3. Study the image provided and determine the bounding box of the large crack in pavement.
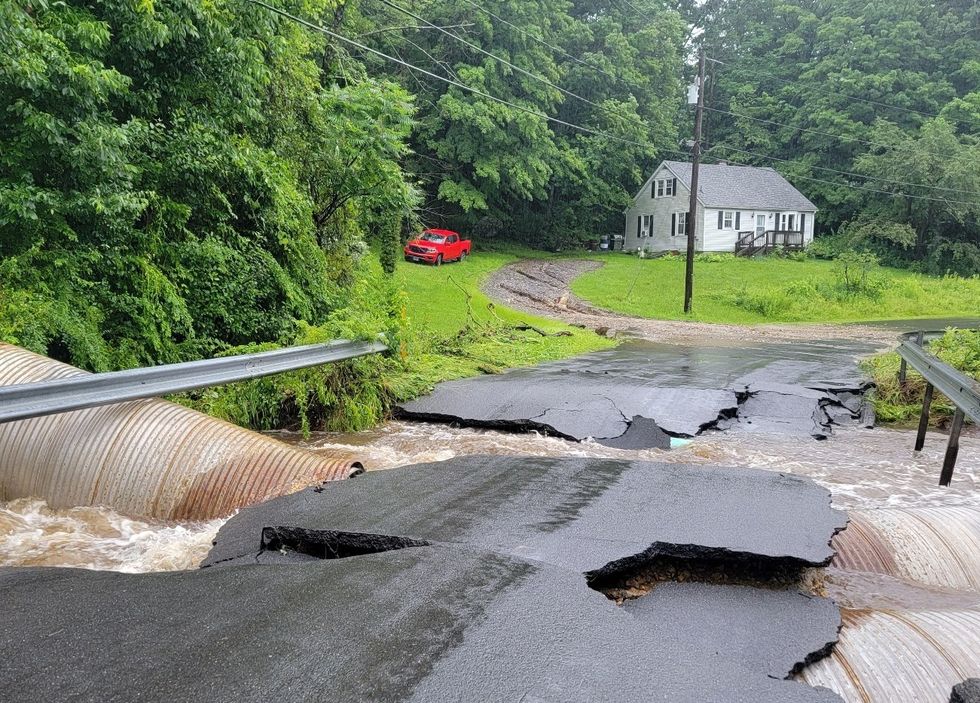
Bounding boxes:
[396,361,874,446]
[0,456,849,702]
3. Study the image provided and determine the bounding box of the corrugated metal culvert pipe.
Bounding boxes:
[0,344,363,520]
[799,506,980,700]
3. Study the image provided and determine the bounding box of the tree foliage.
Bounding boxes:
[0,0,415,373]
[689,0,980,274]
[349,0,686,248]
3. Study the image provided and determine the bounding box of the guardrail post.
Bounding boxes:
[899,331,924,386]
[914,383,934,452]
[939,408,965,487]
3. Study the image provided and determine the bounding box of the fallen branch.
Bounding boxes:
[487,303,572,337]
[513,323,572,338]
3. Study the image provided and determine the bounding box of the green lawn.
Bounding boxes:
[387,246,614,399]
[571,254,980,324]
[862,328,979,426]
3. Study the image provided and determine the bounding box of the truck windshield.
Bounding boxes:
[420,233,446,243]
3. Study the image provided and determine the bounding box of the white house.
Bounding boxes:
[624,161,817,254]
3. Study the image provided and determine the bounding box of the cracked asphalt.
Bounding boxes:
[0,456,848,703]
[397,337,875,445]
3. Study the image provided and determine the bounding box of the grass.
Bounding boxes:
[386,245,614,400]
[570,254,980,324]
[862,328,979,427]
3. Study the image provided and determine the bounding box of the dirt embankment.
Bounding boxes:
[483,258,902,348]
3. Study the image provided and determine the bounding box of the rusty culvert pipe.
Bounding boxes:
[0,344,363,520]
[832,506,980,592]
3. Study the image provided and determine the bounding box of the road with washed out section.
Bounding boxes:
[1,456,846,703]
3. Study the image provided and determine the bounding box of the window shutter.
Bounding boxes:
[671,213,676,236]
[735,212,740,230]
[637,215,642,237]
[672,178,677,196]
[800,213,806,235]
[651,180,655,198]
[717,211,723,229]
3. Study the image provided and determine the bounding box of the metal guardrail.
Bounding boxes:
[897,330,979,486]
[0,339,388,424]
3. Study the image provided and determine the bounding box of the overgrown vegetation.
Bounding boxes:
[862,328,980,425]
[1,0,428,431]
[696,0,980,275]
[571,254,980,324]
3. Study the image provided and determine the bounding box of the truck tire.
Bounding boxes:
[435,254,443,266]
[460,250,467,262]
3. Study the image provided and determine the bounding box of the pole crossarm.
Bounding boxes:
[0,340,389,424]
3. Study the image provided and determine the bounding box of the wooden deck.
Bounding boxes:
[735,230,804,256]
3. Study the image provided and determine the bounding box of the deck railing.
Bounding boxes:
[735,230,804,256]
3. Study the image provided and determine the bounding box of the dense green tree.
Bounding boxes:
[350,0,686,247]
[0,0,416,372]
[688,0,979,273]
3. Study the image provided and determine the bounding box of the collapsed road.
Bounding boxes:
[0,456,848,703]
[398,340,876,448]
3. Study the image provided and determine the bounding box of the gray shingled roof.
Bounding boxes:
[662,161,817,211]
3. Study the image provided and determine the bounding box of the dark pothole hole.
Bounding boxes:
[585,542,811,603]
[260,526,429,561]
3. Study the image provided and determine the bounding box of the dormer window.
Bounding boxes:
[651,177,676,198]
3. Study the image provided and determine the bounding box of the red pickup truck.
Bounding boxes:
[403,228,472,265]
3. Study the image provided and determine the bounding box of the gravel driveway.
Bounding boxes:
[483,258,902,348]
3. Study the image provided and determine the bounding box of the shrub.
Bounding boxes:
[833,251,885,299]
[728,285,794,318]
[862,328,979,425]
[694,252,736,263]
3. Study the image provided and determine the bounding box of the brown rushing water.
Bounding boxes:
[5,420,975,571]
[0,498,221,572]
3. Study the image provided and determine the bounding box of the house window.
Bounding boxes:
[675,212,687,237]
[652,178,676,198]
[641,214,652,237]
[722,211,733,229]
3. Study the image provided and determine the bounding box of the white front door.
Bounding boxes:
[755,214,766,236]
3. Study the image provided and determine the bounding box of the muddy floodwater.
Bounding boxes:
[4,420,977,569]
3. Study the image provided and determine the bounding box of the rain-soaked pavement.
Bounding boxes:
[4,457,847,703]
[2,331,979,702]
[398,339,876,443]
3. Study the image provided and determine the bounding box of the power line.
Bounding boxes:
[704,104,969,162]
[244,0,666,152]
[249,0,974,211]
[705,55,958,122]
[459,0,622,85]
[712,142,980,198]
[374,0,649,132]
[714,149,980,207]
[704,105,910,151]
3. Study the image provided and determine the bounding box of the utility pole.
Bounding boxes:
[684,48,705,314]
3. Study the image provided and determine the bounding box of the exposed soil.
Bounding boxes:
[483,258,902,348]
